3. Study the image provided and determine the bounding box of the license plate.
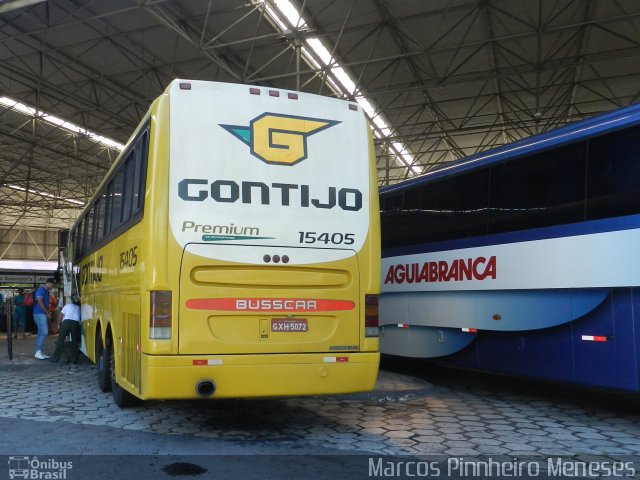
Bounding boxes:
[271,318,308,332]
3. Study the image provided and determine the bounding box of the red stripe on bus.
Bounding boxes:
[193,360,207,366]
[185,298,355,312]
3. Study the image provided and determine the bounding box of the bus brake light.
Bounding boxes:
[365,294,379,338]
[150,291,172,339]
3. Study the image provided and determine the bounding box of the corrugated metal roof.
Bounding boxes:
[1,0,640,230]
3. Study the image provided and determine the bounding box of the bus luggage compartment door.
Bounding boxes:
[178,244,361,355]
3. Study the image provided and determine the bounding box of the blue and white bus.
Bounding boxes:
[379,103,640,392]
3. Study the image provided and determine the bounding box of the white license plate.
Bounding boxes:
[271,318,308,332]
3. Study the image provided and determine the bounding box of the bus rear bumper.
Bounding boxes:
[140,352,380,399]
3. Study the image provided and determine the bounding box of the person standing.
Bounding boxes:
[33,278,55,360]
[25,288,36,334]
[50,293,81,364]
[48,294,59,335]
[12,288,26,338]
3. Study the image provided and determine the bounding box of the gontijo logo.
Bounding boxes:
[220,113,340,165]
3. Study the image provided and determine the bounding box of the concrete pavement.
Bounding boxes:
[1,334,639,460]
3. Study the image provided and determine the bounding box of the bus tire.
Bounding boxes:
[108,335,141,408]
[96,333,111,392]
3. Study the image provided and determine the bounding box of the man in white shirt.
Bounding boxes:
[49,293,82,364]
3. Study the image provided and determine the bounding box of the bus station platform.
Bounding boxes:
[0,333,86,367]
[1,333,639,461]
[0,333,432,402]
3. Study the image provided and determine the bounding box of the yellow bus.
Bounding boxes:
[65,80,380,407]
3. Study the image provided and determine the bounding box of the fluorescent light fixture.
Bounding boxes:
[5,184,85,206]
[0,96,124,151]
[0,0,48,15]
[0,260,58,271]
[259,0,420,176]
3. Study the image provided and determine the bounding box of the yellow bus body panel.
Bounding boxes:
[142,352,379,399]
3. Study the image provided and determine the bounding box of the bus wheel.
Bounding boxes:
[108,336,141,408]
[96,333,112,392]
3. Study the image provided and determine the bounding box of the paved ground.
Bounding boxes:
[1,333,640,468]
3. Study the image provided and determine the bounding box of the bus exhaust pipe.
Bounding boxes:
[196,381,216,397]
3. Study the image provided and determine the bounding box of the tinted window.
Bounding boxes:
[420,169,490,243]
[82,217,90,255]
[381,192,411,249]
[381,168,490,248]
[73,125,149,260]
[391,188,423,247]
[133,132,148,212]
[122,153,135,223]
[587,125,640,220]
[382,192,403,211]
[87,205,96,247]
[95,196,105,243]
[110,168,125,230]
[489,142,586,233]
[74,222,83,259]
[104,180,114,237]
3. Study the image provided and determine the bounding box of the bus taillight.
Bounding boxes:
[365,294,379,338]
[150,291,172,339]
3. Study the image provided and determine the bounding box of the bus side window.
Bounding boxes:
[421,169,490,243]
[380,193,405,248]
[87,203,96,250]
[587,125,640,220]
[122,152,135,223]
[77,218,86,258]
[489,142,586,234]
[104,180,114,237]
[74,224,82,261]
[96,193,107,243]
[83,209,93,252]
[110,168,125,232]
[132,131,148,214]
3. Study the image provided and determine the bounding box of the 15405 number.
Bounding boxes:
[120,246,138,269]
[299,232,355,245]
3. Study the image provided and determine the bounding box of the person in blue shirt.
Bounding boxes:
[33,278,55,360]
